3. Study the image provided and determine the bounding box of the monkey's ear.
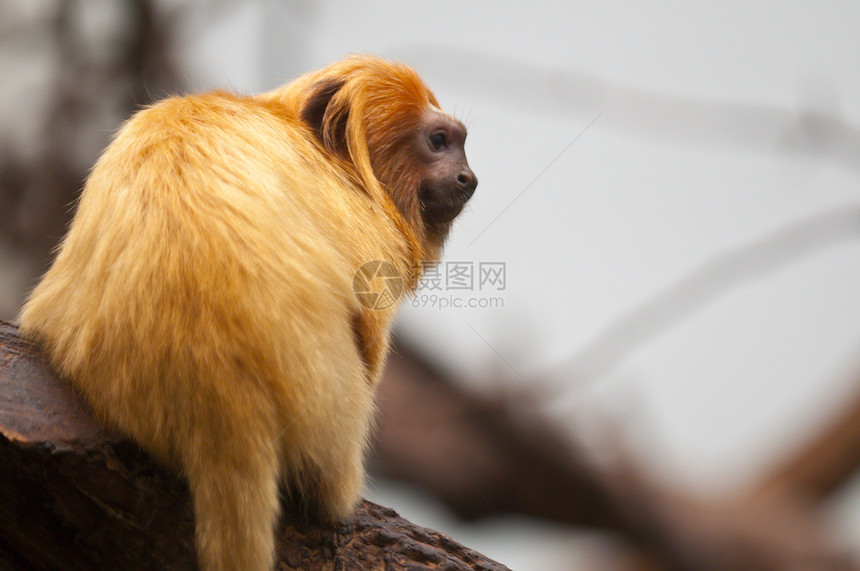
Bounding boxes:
[301,79,349,157]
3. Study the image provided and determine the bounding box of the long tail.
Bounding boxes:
[183,424,281,571]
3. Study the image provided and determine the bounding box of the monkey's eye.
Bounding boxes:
[428,132,446,151]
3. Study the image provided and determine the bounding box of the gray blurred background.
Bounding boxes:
[2,1,859,569]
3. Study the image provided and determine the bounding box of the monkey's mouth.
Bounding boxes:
[427,202,465,224]
[419,185,473,225]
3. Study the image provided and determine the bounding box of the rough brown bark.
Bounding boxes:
[0,322,508,570]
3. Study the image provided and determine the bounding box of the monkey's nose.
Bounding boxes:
[457,169,477,196]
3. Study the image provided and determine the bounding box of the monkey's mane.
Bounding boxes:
[272,55,439,276]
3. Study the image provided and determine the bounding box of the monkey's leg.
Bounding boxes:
[183,416,281,571]
[310,374,376,521]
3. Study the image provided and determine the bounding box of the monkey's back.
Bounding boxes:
[18,92,401,465]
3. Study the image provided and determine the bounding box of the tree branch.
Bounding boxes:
[0,322,508,570]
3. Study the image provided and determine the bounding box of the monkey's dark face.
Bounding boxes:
[414,109,477,228]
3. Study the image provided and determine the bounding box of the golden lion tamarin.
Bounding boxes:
[18,55,476,571]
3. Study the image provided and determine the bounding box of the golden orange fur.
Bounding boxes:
[18,55,475,571]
